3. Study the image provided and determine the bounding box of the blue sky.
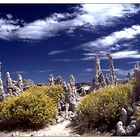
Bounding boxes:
[0,4,140,84]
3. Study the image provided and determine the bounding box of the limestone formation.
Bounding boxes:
[62,81,68,91]
[126,120,136,135]
[6,72,13,90]
[5,72,24,98]
[0,62,5,101]
[134,61,140,77]
[48,74,65,86]
[94,55,106,89]
[81,86,87,96]
[55,76,64,85]
[105,74,111,85]
[107,53,117,85]
[70,75,75,87]
[120,108,128,125]
[70,75,77,96]
[65,103,69,119]
[116,121,126,136]
[18,74,23,92]
[132,63,140,102]
[64,82,77,112]
[48,74,55,86]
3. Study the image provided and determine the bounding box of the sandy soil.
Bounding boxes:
[0,120,78,137]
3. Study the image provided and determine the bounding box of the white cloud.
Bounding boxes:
[80,50,140,60]
[34,69,53,73]
[76,24,140,60]
[111,50,140,59]
[127,60,140,64]
[11,71,28,74]
[0,4,139,41]
[50,59,78,62]
[78,25,140,52]
[0,18,20,40]
[48,50,67,55]
[78,4,139,26]
[102,68,134,76]
[84,68,93,72]
[82,67,134,77]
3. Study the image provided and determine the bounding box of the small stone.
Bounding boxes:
[137,132,140,136]
[11,131,20,137]
[56,117,65,123]
[74,134,80,137]
[120,108,127,125]
[130,115,136,121]
[126,120,136,136]
[126,106,133,116]
[116,121,126,136]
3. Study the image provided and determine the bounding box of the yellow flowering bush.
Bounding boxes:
[128,77,136,86]
[26,84,63,104]
[78,83,132,125]
[0,91,56,126]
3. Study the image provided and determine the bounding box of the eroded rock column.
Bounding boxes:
[107,53,117,85]
[94,55,106,89]
[0,62,5,101]
[18,74,23,92]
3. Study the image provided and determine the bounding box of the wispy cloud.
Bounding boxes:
[80,50,140,61]
[33,69,53,73]
[77,4,139,27]
[79,73,92,76]
[48,50,67,55]
[127,60,140,64]
[80,67,133,77]
[103,68,134,76]
[76,24,140,60]
[111,50,140,59]
[0,4,139,41]
[11,71,28,74]
[84,68,93,72]
[77,25,140,52]
[50,59,79,62]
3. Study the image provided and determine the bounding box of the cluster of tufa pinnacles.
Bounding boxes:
[116,62,140,136]
[92,53,117,90]
[47,74,80,113]
[0,62,24,101]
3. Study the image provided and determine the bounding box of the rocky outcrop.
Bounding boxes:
[94,55,106,89]
[0,62,5,101]
[116,121,126,136]
[107,53,117,85]
[92,54,118,90]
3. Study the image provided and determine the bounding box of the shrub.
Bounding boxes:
[78,83,132,126]
[128,77,137,86]
[0,91,56,126]
[26,84,63,104]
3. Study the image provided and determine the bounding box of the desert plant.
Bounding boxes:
[0,91,56,126]
[78,83,132,126]
[26,84,63,104]
[128,76,137,86]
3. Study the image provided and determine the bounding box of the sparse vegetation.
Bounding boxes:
[26,85,64,104]
[0,85,64,127]
[78,83,132,128]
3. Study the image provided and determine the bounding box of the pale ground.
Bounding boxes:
[0,120,78,137]
[0,120,113,137]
